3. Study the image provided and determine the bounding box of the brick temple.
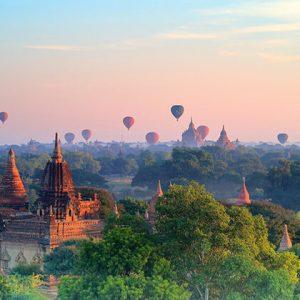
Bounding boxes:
[0,133,103,272]
[216,126,235,150]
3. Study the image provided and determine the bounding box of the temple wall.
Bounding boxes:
[0,239,47,272]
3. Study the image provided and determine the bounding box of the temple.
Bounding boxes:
[182,119,203,148]
[216,126,235,150]
[278,224,293,251]
[147,180,163,225]
[236,178,251,206]
[0,149,28,212]
[0,133,103,272]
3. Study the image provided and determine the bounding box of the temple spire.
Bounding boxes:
[156,180,163,197]
[0,148,27,206]
[237,177,251,206]
[278,224,292,251]
[52,132,62,162]
[114,203,119,218]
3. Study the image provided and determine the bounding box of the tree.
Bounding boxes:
[155,183,230,297]
[76,227,154,276]
[44,241,79,277]
[249,201,300,245]
[118,197,147,215]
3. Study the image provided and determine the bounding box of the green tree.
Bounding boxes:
[44,241,79,277]
[77,227,154,276]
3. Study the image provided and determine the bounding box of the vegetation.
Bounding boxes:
[0,274,44,299]
[42,183,300,299]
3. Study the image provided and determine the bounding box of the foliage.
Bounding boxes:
[76,227,154,276]
[0,274,44,299]
[249,201,300,245]
[118,197,147,215]
[44,241,79,277]
[12,263,42,276]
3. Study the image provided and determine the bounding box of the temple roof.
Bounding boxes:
[237,178,251,206]
[0,149,27,206]
[52,132,62,163]
[182,118,203,147]
[38,133,75,219]
[278,224,292,251]
[156,180,163,197]
[216,126,235,150]
[148,180,164,224]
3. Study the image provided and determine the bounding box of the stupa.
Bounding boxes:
[182,119,203,148]
[148,180,163,225]
[236,178,251,206]
[278,224,292,251]
[216,126,235,150]
[0,148,28,211]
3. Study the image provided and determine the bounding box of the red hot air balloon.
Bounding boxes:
[82,129,92,142]
[197,126,210,140]
[123,116,135,130]
[64,132,75,144]
[278,133,288,145]
[146,132,159,145]
[0,112,8,124]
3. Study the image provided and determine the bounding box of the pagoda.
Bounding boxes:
[0,148,28,210]
[0,133,103,272]
[278,224,292,251]
[236,178,251,206]
[148,180,163,225]
[37,133,76,220]
[182,119,203,148]
[216,126,235,150]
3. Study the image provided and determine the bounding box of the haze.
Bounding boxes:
[1,0,300,144]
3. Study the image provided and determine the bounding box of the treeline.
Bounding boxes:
[41,184,300,299]
[2,145,300,210]
[132,146,300,210]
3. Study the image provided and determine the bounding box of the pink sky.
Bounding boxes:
[1,1,300,144]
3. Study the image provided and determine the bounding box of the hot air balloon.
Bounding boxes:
[197,126,210,140]
[278,133,288,145]
[123,116,135,130]
[64,132,75,144]
[82,129,92,142]
[171,105,184,121]
[0,112,8,124]
[146,132,159,145]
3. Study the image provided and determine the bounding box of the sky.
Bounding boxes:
[1,0,300,144]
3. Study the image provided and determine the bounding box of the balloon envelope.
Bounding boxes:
[0,112,8,124]
[123,116,135,130]
[82,129,92,142]
[146,132,159,145]
[278,133,288,145]
[64,132,75,144]
[171,105,184,121]
[197,126,210,139]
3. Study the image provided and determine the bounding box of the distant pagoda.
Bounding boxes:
[237,178,251,206]
[0,148,28,210]
[182,119,203,148]
[216,126,235,150]
[148,180,163,225]
[278,224,293,251]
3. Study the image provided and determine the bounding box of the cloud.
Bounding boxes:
[196,1,300,20]
[25,44,83,51]
[237,23,300,34]
[258,53,300,63]
[156,31,217,41]
[219,50,240,57]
